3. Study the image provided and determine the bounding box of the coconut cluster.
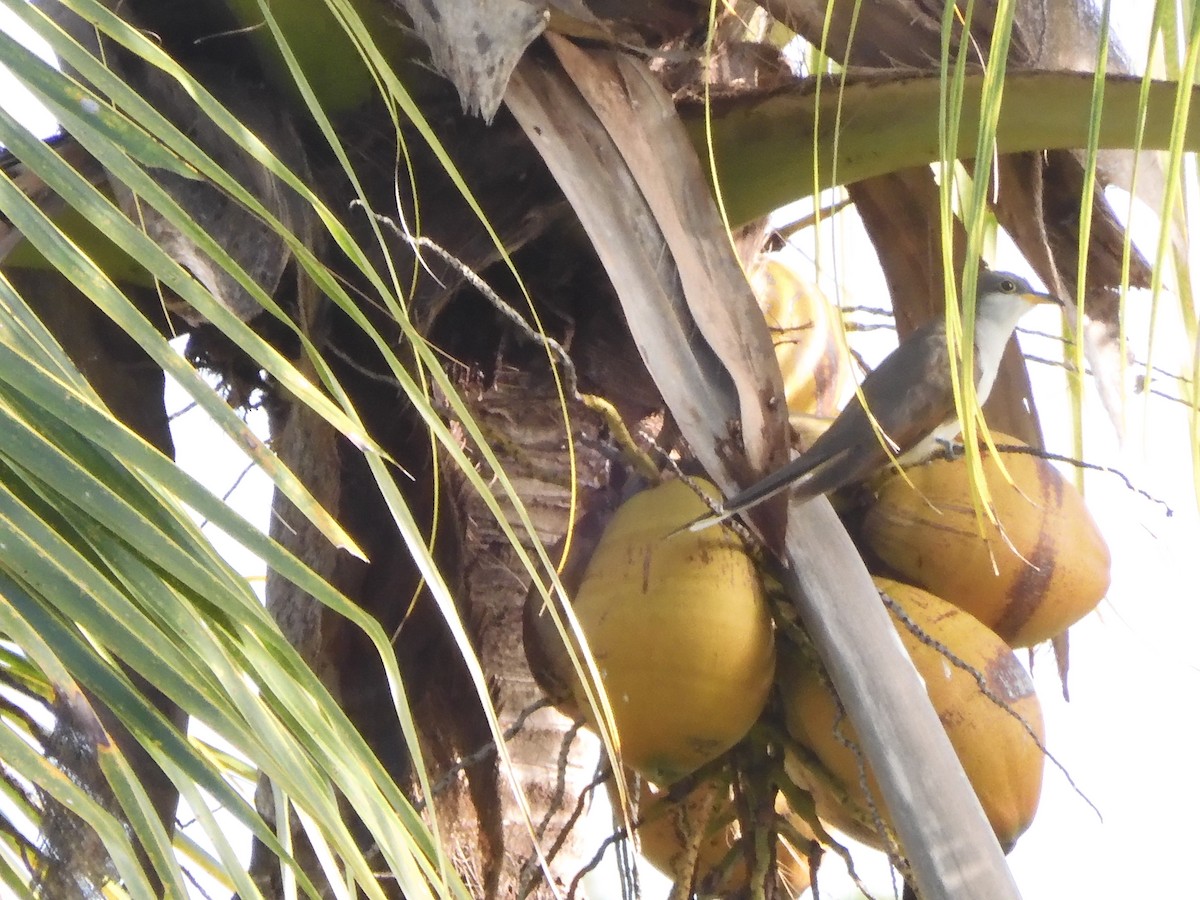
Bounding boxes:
[522,255,1109,888]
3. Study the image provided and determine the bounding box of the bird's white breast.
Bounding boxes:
[973,296,1032,403]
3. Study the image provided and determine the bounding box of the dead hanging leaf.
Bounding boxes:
[505,54,741,481]
[398,0,549,121]
[994,150,1150,440]
[544,34,789,485]
[1081,312,1130,437]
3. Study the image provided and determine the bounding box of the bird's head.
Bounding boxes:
[977,270,1063,311]
[973,270,1063,335]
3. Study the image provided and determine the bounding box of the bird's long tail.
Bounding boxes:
[686,457,816,532]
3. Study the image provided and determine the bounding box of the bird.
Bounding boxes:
[689,270,1062,531]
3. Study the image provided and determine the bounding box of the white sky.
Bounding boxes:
[3,1,1199,899]
[0,5,58,139]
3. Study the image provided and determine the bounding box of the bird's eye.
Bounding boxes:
[999,278,1017,292]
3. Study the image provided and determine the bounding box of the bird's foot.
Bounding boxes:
[937,437,966,460]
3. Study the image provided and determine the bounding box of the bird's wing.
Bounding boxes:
[805,320,960,482]
[693,321,960,528]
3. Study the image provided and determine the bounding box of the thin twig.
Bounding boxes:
[565,768,644,900]
[1025,350,1193,410]
[985,441,1173,516]
[836,305,895,318]
[168,399,198,421]
[326,342,408,394]
[411,236,582,396]
[415,698,553,811]
[369,212,583,399]
[828,686,903,869]
[521,762,612,900]
[180,865,218,900]
[362,209,661,480]
[197,459,258,530]
[536,720,585,841]
[773,196,855,237]
[1019,327,1197,388]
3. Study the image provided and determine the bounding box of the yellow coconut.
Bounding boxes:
[861,434,1110,646]
[550,479,775,783]
[779,578,1045,853]
[638,781,813,898]
[753,256,852,419]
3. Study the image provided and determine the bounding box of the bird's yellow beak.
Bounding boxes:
[1023,290,1063,307]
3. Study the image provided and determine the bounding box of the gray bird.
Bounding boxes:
[690,270,1061,531]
